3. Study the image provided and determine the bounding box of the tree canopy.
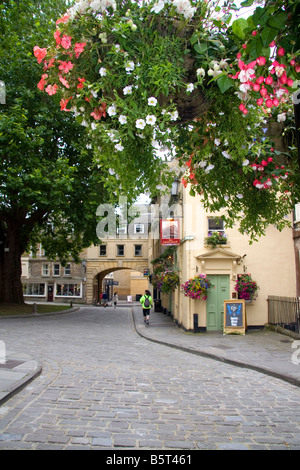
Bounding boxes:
[34,0,300,239]
[0,0,115,302]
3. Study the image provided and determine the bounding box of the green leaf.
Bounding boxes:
[217,75,234,94]
[231,18,249,40]
[193,42,207,55]
[267,12,288,30]
[260,26,277,47]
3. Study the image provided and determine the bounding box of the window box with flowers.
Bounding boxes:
[205,231,228,248]
[234,273,259,302]
[181,274,214,301]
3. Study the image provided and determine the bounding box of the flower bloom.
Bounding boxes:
[169,110,179,121]
[136,119,146,129]
[125,60,135,72]
[60,97,72,111]
[196,68,205,78]
[61,35,72,50]
[107,103,117,116]
[115,143,124,151]
[58,61,74,73]
[45,84,58,95]
[119,115,127,124]
[148,97,157,106]
[33,46,47,64]
[123,85,133,95]
[186,83,194,93]
[37,74,48,91]
[74,42,86,58]
[90,103,107,120]
[146,114,156,125]
[99,67,107,76]
[56,13,70,25]
[77,78,85,89]
[59,76,70,88]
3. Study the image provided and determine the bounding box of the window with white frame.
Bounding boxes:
[208,217,225,235]
[53,263,60,276]
[134,223,144,234]
[42,264,49,276]
[56,283,81,297]
[134,244,142,256]
[64,264,71,276]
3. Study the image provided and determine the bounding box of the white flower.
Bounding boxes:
[169,110,179,121]
[205,164,215,173]
[136,119,146,130]
[148,97,158,106]
[214,138,221,146]
[115,143,124,151]
[99,67,107,76]
[151,0,165,14]
[186,83,194,93]
[236,193,243,199]
[239,68,255,83]
[242,159,250,166]
[196,68,205,78]
[219,59,229,69]
[125,60,135,72]
[123,85,133,95]
[173,0,196,19]
[222,151,231,159]
[108,168,115,175]
[107,103,117,116]
[277,112,286,123]
[118,115,127,124]
[146,114,157,125]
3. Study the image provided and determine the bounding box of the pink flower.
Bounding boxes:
[60,97,72,111]
[33,46,47,64]
[74,42,87,58]
[90,103,107,120]
[59,76,70,88]
[37,74,48,91]
[56,14,70,25]
[58,60,74,73]
[45,84,58,95]
[61,35,72,50]
[54,30,61,46]
[256,56,266,66]
[277,47,285,57]
[265,76,273,85]
[77,78,85,89]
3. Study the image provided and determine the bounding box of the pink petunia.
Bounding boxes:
[56,14,70,25]
[60,97,72,111]
[37,74,48,91]
[58,60,74,73]
[61,35,72,50]
[33,46,47,64]
[45,84,58,96]
[54,30,61,46]
[59,76,70,88]
[74,42,87,58]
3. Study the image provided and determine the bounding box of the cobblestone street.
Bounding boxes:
[0,307,299,450]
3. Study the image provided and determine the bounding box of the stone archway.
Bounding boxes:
[86,260,149,304]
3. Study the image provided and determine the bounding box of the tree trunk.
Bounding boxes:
[0,219,25,304]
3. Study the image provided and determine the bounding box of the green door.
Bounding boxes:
[206,275,230,331]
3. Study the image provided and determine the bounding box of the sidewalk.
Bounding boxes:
[132,306,300,388]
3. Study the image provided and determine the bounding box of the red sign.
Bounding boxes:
[160,219,180,245]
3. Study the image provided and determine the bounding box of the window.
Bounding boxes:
[134,223,144,234]
[134,244,142,256]
[117,245,125,256]
[53,264,60,276]
[64,264,71,276]
[99,245,107,256]
[56,283,81,297]
[117,225,127,235]
[208,217,225,235]
[42,264,49,276]
[23,283,45,296]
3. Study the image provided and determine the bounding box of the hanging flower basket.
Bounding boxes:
[234,273,259,301]
[181,274,214,300]
[152,269,179,294]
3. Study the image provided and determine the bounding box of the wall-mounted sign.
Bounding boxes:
[224,299,246,335]
[160,219,180,246]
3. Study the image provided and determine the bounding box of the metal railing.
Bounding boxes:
[268,296,300,333]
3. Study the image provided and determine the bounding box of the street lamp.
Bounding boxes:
[171,178,180,197]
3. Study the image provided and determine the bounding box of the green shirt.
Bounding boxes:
[140,294,152,309]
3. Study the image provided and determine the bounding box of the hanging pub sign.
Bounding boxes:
[224,299,246,335]
[160,219,180,246]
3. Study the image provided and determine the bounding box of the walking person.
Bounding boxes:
[140,289,152,325]
[102,291,108,307]
[113,292,118,309]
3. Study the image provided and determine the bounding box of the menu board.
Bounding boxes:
[224,300,246,335]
